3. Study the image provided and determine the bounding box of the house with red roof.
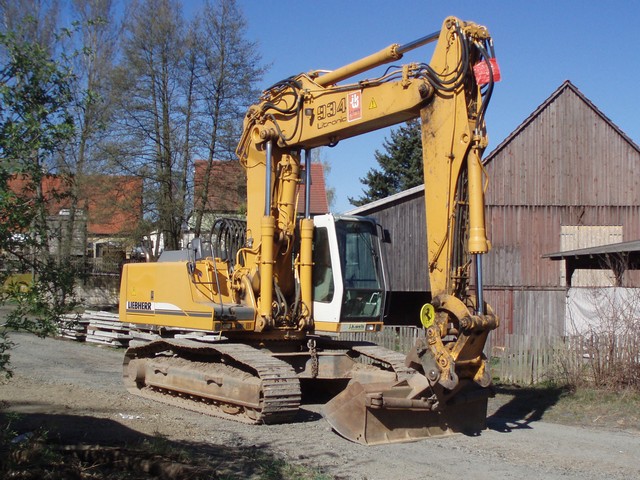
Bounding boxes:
[191,159,329,232]
[7,174,143,263]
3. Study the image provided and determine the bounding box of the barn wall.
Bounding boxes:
[485,205,640,288]
[486,87,640,207]
[484,288,566,347]
[362,193,428,292]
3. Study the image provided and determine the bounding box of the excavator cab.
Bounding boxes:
[312,214,386,335]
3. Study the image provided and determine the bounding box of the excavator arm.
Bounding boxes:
[235,17,499,341]
[296,17,501,444]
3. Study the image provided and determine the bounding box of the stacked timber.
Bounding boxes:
[58,310,221,347]
[128,323,163,343]
[173,330,224,342]
[58,313,90,341]
[85,311,132,347]
[128,324,221,343]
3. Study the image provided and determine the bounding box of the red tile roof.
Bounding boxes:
[80,176,143,235]
[193,160,246,213]
[297,163,329,215]
[8,174,143,236]
[194,160,328,216]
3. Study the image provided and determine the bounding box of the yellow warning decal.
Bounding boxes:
[369,98,378,109]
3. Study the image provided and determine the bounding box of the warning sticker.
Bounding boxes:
[347,91,362,122]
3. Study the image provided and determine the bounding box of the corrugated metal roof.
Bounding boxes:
[345,184,424,215]
[543,240,640,260]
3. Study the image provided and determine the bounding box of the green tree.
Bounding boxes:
[349,119,423,207]
[0,22,77,376]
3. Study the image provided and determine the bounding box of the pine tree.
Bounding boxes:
[349,120,422,206]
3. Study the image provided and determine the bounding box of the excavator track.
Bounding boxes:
[123,339,301,425]
[351,345,415,381]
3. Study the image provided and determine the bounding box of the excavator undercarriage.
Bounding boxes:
[123,337,414,427]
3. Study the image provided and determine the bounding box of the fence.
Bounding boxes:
[490,333,640,387]
[338,325,420,353]
[339,327,555,384]
[490,335,560,385]
[342,327,640,387]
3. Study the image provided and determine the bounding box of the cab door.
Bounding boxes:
[312,214,386,334]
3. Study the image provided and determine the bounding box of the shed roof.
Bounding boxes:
[544,240,640,287]
[345,184,424,215]
[543,240,640,260]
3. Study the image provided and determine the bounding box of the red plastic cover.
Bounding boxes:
[473,58,501,85]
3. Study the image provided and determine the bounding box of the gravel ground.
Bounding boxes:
[1,331,639,480]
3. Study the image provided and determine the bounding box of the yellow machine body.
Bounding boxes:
[120,259,255,333]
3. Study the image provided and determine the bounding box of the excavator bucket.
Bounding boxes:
[322,377,490,446]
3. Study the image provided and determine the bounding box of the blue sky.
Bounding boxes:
[236,0,640,213]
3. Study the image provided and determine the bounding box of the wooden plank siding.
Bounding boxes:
[485,82,640,208]
[485,205,640,288]
[351,187,429,292]
[484,288,566,347]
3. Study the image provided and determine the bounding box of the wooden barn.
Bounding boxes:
[348,81,640,345]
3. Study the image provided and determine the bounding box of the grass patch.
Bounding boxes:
[241,448,333,480]
[491,382,640,432]
[543,387,640,431]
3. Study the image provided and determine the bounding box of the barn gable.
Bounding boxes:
[485,80,640,208]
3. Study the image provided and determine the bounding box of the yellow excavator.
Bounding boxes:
[119,16,500,445]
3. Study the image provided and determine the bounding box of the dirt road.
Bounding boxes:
[1,332,639,480]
